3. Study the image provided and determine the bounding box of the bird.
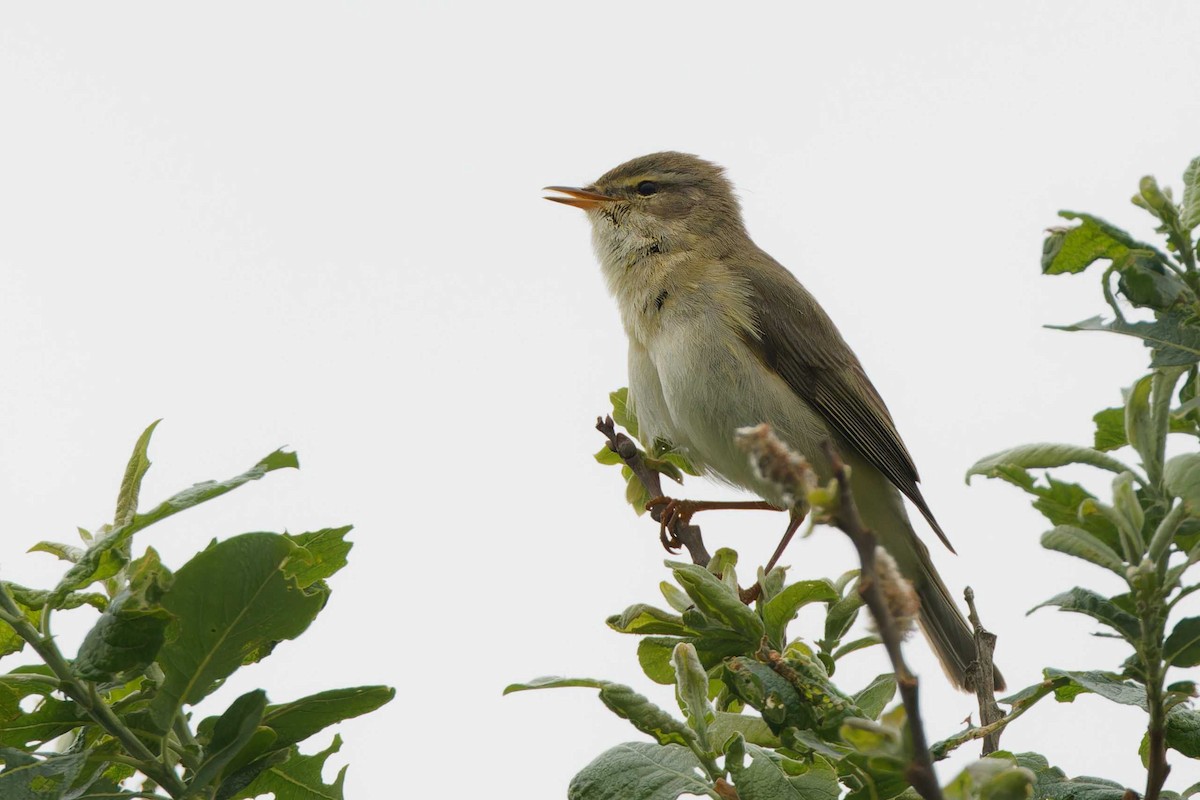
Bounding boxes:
[545,151,1001,691]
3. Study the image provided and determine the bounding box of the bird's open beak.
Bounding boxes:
[543,186,617,211]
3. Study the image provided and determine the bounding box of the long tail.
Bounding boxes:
[845,451,1005,691]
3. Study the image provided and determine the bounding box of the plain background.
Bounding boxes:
[3,2,1200,796]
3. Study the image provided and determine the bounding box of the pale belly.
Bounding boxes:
[628,319,832,507]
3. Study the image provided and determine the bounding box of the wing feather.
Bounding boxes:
[734,250,955,552]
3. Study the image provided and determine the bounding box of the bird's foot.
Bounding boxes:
[644,497,782,552]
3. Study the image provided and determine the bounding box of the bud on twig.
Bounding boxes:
[735,424,816,511]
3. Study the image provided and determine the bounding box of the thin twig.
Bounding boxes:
[931,680,1057,759]
[819,440,943,800]
[964,588,1003,754]
[596,416,711,566]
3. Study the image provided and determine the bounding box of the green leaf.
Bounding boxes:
[1125,375,1156,471]
[1039,525,1126,576]
[150,533,329,730]
[708,712,780,748]
[762,579,839,649]
[1041,214,1133,275]
[638,637,681,685]
[852,674,896,721]
[821,587,863,648]
[114,420,160,527]
[1166,453,1200,512]
[668,562,765,645]
[607,604,694,637]
[1166,617,1200,668]
[625,467,652,516]
[1117,253,1191,310]
[1030,589,1139,641]
[25,541,83,564]
[833,635,881,661]
[726,737,840,800]
[1048,313,1200,368]
[54,448,299,599]
[944,756,1035,800]
[610,388,639,441]
[284,526,353,588]
[256,686,395,751]
[74,548,173,682]
[505,677,699,750]
[190,690,268,791]
[0,750,91,798]
[567,742,716,800]
[1011,751,1129,800]
[0,678,88,750]
[974,466,1122,554]
[672,643,713,749]
[966,444,1133,482]
[1167,707,1200,757]
[1044,669,1147,708]
[233,735,346,800]
[1092,407,1127,451]
[594,445,623,466]
[1182,156,1200,231]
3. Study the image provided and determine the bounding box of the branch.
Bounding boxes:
[931,680,1057,759]
[596,416,711,566]
[964,587,1003,754]
[819,440,943,800]
[0,583,189,798]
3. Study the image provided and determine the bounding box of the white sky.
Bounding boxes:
[2,2,1200,797]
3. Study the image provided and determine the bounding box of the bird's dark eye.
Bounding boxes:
[635,180,659,196]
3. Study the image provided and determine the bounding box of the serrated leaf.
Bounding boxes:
[114,420,160,527]
[1049,313,1200,368]
[1011,751,1128,800]
[1030,589,1139,641]
[284,527,353,588]
[53,448,299,599]
[232,735,346,800]
[1041,214,1132,275]
[150,533,328,730]
[967,444,1133,482]
[1092,407,1127,451]
[0,678,88,750]
[567,742,715,800]
[0,750,91,798]
[762,579,839,649]
[974,467,1123,553]
[1039,525,1126,576]
[1044,669,1147,708]
[1166,617,1200,667]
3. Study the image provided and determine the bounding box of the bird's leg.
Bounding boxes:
[645,496,782,551]
[762,507,808,575]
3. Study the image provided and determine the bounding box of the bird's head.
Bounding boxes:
[545,152,747,271]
